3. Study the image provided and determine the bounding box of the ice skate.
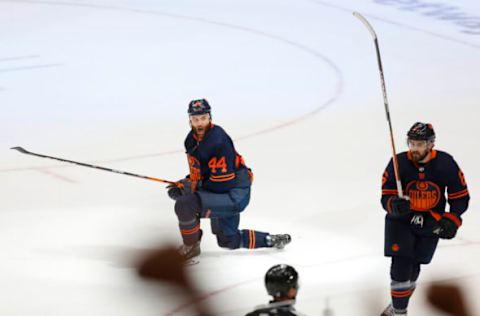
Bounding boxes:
[177,241,201,263]
[266,234,291,249]
[381,304,407,316]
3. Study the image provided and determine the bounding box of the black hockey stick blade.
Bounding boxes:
[11,146,30,154]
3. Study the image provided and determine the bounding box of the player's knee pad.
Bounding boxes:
[216,233,240,249]
[174,194,200,222]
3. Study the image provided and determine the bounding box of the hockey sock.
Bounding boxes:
[240,230,269,249]
[390,280,415,314]
[390,256,417,313]
[175,194,202,245]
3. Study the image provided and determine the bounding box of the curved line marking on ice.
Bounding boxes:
[0,0,343,173]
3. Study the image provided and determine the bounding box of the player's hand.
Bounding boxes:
[167,184,183,201]
[166,178,198,200]
[435,216,459,239]
[390,196,411,216]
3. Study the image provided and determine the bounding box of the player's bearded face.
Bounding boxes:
[408,139,433,162]
[190,114,211,136]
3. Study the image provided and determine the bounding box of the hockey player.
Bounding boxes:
[167,99,291,260]
[380,122,470,316]
[245,264,304,316]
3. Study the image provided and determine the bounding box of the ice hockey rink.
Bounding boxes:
[1,0,479,315]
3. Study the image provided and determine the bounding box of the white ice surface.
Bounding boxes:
[1,0,479,315]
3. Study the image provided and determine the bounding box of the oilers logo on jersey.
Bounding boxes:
[405,180,441,211]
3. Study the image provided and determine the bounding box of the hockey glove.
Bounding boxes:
[390,196,411,216]
[166,184,183,201]
[166,178,197,201]
[435,214,461,239]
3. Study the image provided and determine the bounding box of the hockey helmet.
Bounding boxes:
[188,99,211,116]
[265,264,299,298]
[407,122,435,142]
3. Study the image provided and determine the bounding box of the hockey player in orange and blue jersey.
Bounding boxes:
[167,99,291,260]
[380,122,470,316]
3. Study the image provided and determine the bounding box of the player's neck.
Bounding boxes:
[192,123,212,141]
[195,133,205,141]
[419,151,433,164]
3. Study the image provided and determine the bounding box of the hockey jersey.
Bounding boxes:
[184,124,251,193]
[381,150,469,225]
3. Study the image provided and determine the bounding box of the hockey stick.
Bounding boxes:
[353,12,404,198]
[11,146,181,187]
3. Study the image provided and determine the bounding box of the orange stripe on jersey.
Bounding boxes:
[251,230,256,249]
[387,196,394,213]
[448,189,469,199]
[210,172,235,179]
[210,173,235,182]
[210,176,235,182]
[449,192,469,200]
[429,210,442,221]
[449,188,468,196]
[443,212,462,227]
[382,189,399,195]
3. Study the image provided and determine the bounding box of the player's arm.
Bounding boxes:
[445,159,470,223]
[381,159,398,213]
[380,159,410,216]
[202,141,236,193]
[435,157,469,239]
[166,136,201,201]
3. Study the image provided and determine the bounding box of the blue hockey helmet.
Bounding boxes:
[407,122,435,142]
[188,99,211,116]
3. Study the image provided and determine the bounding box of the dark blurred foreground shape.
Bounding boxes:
[136,245,214,316]
[426,282,472,316]
[135,246,476,316]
